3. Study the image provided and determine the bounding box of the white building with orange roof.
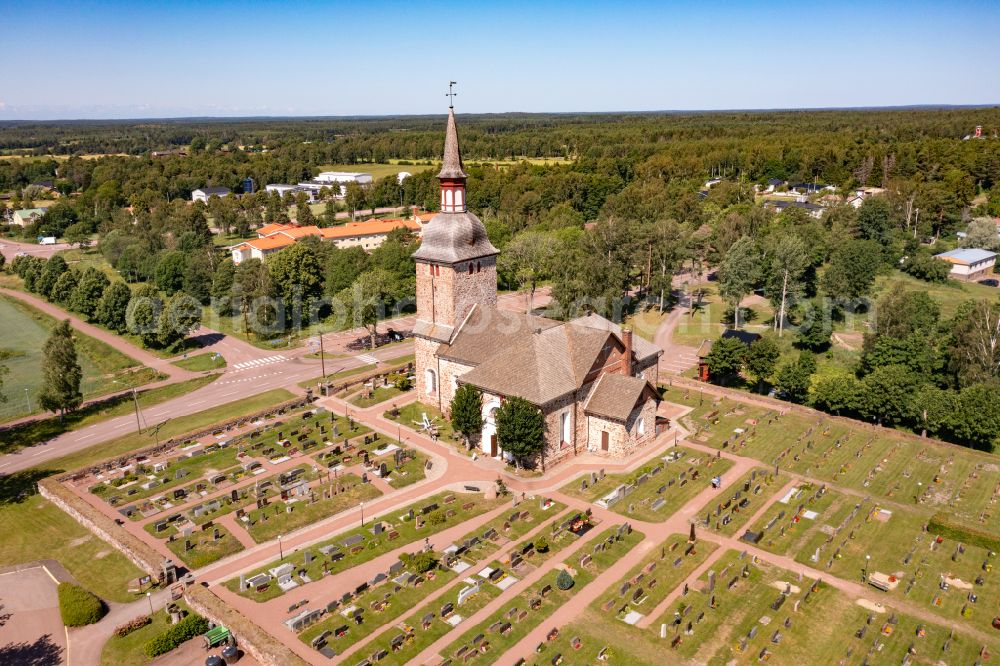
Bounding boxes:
[320,218,421,250]
[230,235,296,264]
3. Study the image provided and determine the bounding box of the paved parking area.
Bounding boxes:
[0,565,66,665]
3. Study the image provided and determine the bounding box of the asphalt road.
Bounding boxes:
[0,237,71,261]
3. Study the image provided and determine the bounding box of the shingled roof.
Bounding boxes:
[450,308,620,405]
[438,107,467,179]
[411,210,499,264]
[570,313,663,362]
[584,373,659,422]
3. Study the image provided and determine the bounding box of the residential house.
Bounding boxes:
[230,235,295,264]
[933,248,997,282]
[10,207,48,227]
[192,187,231,203]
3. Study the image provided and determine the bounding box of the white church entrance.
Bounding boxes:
[481,399,501,458]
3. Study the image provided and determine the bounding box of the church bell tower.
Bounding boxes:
[411,90,499,408]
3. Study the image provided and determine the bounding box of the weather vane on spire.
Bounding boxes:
[446,81,457,108]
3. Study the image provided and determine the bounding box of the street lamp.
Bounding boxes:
[278,535,284,560]
[863,554,871,582]
[146,591,153,616]
[24,388,30,413]
[360,501,365,527]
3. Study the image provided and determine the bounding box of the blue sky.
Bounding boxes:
[2,0,998,119]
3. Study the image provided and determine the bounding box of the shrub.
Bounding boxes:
[534,536,550,553]
[555,570,574,591]
[405,550,439,573]
[114,615,152,638]
[389,373,412,391]
[428,511,446,526]
[143,613,209,658]
[57,582,106,627]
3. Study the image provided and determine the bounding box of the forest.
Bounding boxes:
[2,106,1000,451]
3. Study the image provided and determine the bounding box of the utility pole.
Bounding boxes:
[319,331,326,379]
[132,388,143,433]
[24,388,30,413]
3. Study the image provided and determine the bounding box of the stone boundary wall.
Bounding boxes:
[322,358,414,397]
[54,395,314,481]
[669,375,997,463]
[184,585,309,666]
[38,477,163,579]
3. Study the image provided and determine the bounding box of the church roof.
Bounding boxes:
[438,107,467,179]
[569,313,663,362]
[584,373,658,422]
[411,210,499,264]
[448,306,622,406]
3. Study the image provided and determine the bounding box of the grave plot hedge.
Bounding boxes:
[556,570,575,590]
[57,582,106,627]
[143,613,209,658]
[928,513,1000,552]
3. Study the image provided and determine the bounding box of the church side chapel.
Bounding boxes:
[412,100,663,468]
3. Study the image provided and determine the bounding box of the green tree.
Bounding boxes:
[962,217,1000,251]
[912,384,955,439]
[39,319,83,417]
[157,292,202,349]
[495,396,546,470]
[857,365,919,426]
[499,230,557,313]
[125,285,163,347]
[856,196,894,246]
[776,352,815,404]
[63,221,93,249]
[948,299,1000,387]
[949,383,1000,452]
[745,336,780,393]
[704,336,746,385]
[717,235,760,328]
[267,242,323,313]
[211,258,236,316]
[450,384,484,450]
[325,246,370,296]
[794,302,833,351]
[822,239,883,303]
[811,373,860,416]
[764,233,809,336]
[295,200,315,225]
[154,250,188,295]
[321,200,338,227]
[50,269,80,305]
[233,259,277,337]
[70,268,110,318]
[345,268,397,350]
[35,255,68,298]
[95,282,132,333]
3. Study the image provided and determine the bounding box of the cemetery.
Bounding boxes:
[383,402,462,450]
[661,387,1000,529]
[440,525,644,663]
[696,466,786,537]
[745,485,1000,633]
[165,522,245,569]
[225,491,503,602]
[307,501,575,663]
[561,446,735,522]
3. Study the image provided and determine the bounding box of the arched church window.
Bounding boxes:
[425,369,437,394]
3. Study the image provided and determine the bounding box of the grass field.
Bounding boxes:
[348,384,408,408]
[384,402,462,449]
[0,293,161,422]
[0,375,217,455]
[99,601,195,666]
[171,352,226,371]
[165,523,245,569]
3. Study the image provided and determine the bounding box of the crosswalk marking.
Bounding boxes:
[231,355,287,371]
[356,354,378,365]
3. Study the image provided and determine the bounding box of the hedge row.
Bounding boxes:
[143,613,209,658]
[113,614,151,638]
[57,583,106,627]
[928,512,1000,552]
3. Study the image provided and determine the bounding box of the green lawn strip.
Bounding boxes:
[165,523,245,569]
[349,385,408,408]
[0,494,143,603]
[697,467,787,537]
[171,353,226,371]
[244,479,383,543]
[0,293,162,422]
[385,450,427,489]
[297,364,373,389]
[91,445,240,504]
[440,526,645,664]
[302,507,573,662]
[559,446,734,523]
[99,600,196,666]
[0,375,216,454]
[384,402,463,450]
[225,493,504,602]
[40,388,297,474]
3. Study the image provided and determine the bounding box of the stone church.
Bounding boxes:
[412,106,662,468]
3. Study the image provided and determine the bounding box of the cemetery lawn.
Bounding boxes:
[384,402,462,449]
[697,467,786,538]
[349,385,409,408]
[40,388,296,473]
[226,492,504,602]
[244,478,383,543]
[0,375,217,455]
[171,353,226,371]
[91,444,241,504]
[0,494,142,603]
[385,449,427,489]
[559,446,734,522]
[441,526,644,662]
[661,386,1000,527]
[338,502,574,666]
[99,601,196,666]
[166,523,244,568]
[0,293,162,422]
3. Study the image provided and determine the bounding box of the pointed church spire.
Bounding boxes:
[438,107,467,180]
